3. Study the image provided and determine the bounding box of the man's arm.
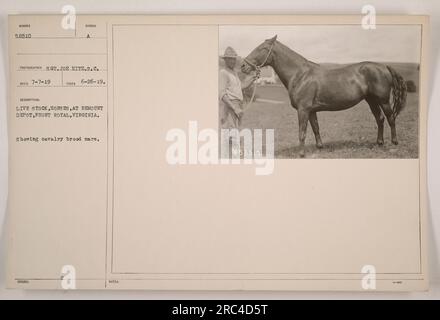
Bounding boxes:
[219,69,242,117]
[222,95,242,117]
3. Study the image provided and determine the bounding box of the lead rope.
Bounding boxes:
[243,68,260,111]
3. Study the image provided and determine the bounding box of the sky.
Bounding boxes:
[219,25,421,64]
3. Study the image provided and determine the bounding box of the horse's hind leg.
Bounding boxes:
[309,112,323,149]
[366,97,384,145]
[380,102,398,145]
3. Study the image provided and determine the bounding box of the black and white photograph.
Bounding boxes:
[219,25,421,158]
[0,3,438,300]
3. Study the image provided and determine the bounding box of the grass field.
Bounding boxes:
[239,63,419,159]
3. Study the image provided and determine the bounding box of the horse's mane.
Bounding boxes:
[275,40,319,66]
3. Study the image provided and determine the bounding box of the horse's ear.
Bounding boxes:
[268,35,277,43]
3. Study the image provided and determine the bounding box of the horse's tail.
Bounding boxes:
[386,65,407,120]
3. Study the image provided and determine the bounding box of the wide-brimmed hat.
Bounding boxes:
[221,46,238,58]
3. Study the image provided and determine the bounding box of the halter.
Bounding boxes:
[243,41,275,76]
[242,42,275,111]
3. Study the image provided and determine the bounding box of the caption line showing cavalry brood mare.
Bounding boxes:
[241,35,407,158]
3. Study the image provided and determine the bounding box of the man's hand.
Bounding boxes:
[235,109,244,118]
[242,74,258,89]
[222,95,243,118]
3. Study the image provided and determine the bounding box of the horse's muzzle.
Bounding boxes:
[241,62,252,74]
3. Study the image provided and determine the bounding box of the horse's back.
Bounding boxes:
[318,62,392,103]
[304,63,369,110]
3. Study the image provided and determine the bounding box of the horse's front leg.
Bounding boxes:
[297,108,310,158]
[309,111,323,149]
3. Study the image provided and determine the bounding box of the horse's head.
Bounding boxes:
[241,35,277,74]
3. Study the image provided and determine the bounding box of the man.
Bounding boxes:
[219,46,257,131]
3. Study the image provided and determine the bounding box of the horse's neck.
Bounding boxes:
[268,42,313,89]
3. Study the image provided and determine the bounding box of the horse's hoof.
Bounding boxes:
[392,140,399,145]
[377,140,384,146]
[299,152,305,158]
[316,143,323,149]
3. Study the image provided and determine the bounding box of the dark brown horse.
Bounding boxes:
[241,35,407,157]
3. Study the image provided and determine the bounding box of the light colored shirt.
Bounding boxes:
[219,68,243,102]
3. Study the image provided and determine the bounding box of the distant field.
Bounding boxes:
[239,63,419,159]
